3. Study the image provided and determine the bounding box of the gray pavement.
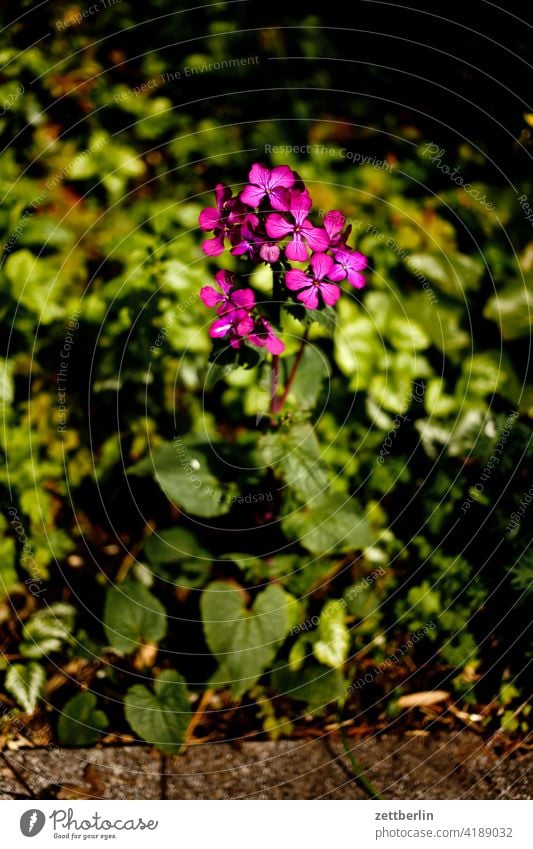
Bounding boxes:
[0,731,530,800]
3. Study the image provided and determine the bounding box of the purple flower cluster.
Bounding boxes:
[199,163,368,352]
[200,270,284,354]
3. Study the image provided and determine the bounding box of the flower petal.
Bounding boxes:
[327,262,347,282]
[214,183,232,209]
[248,163,270,187]
[265,213,294,239]
[297,287,319,310]
[323,210,345,241]
[214,269,234,295]
[232,288,256,309]
[201,234,225,256]
[268,165,295,189]
[200,286,222,308]
[265,333,285,354]
[240,184,265,207]
[199,207,220,231]
[310,252,334,280]
[230,241,250,256]
[333,248,367,271]
[304,225,329,252]
[347,270,366,289]
[209,318,232,338]
[285,236,309,262]
[269,186,291,211]
[260,243,281,263]
[318,282,341,306]
[289,191,312,224]
[349,250,368,271]
[236,315,254,335]
[285,269,311,291]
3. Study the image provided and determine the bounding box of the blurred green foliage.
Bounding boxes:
[0,1,531,749]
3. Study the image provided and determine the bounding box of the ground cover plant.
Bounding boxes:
[0,0,531,757]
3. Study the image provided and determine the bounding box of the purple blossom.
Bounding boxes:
[323,210,352,248]
[209,308,255,349]
[230,214,261,258]
[198,183,246,257]
[266,192,329,262]
[249,317,285,354]
[230,216,281,264]
[328,248,367,289]
[240,163,295,211]
[200,270,255,314]
[198,162,369,362]
[259,242,281,263]
[208,307,284,354]
[285,253,341,310]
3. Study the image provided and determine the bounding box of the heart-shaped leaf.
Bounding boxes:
[145,527,211,588]
[313,600,350,668]
[259,422,330,502]
[282,494,374,555]
[129,442,236,517]
[124,670,191,754]
[5,662,45,713]
[58,692,109,745]
[103,580,167,655]
[20,603,76,658]
[201,582,291,698]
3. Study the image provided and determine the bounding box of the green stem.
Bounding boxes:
[271,261,282,324]
[275,327,309,413]
[269,263,310,418]
[269,263,283,419]
[269,354,279,421]
[338,725,384,800]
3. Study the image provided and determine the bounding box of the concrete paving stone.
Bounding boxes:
[0,732,530,800]
[3,746,163,800]
[325,731,533,800]
[165,738,364,799]
[0,758,31,799]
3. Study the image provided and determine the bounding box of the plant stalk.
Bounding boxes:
[339,726,384,800]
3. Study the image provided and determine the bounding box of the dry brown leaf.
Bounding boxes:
[397,690,450,709]
[133,642,158,670]
[56,764,106,800]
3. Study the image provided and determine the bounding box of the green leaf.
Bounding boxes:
[5,662,45,713]
[20,603,76,658]
[313,600,350,668]
[457,352,521,406]
[424,378,458,417]
[0,357,14,405]
[259,422,330,502]
[407,252,483,299]
[58,692,109,745]
[4,250,65,323]
[201,582,292,698]
[282,493,374,555]
[283,345,330,411]
[369,352,424,414]
[0,531,18,598]
[145,527,211,588]
[386,316,430,351]
[483,273,533,340]
[129,442,235,518]
[288,635,308,672]
[103,580,167,655]
[271,663,346,713]
[405,293,470,358]
[124,669,190,754]
[334,302,379,389]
